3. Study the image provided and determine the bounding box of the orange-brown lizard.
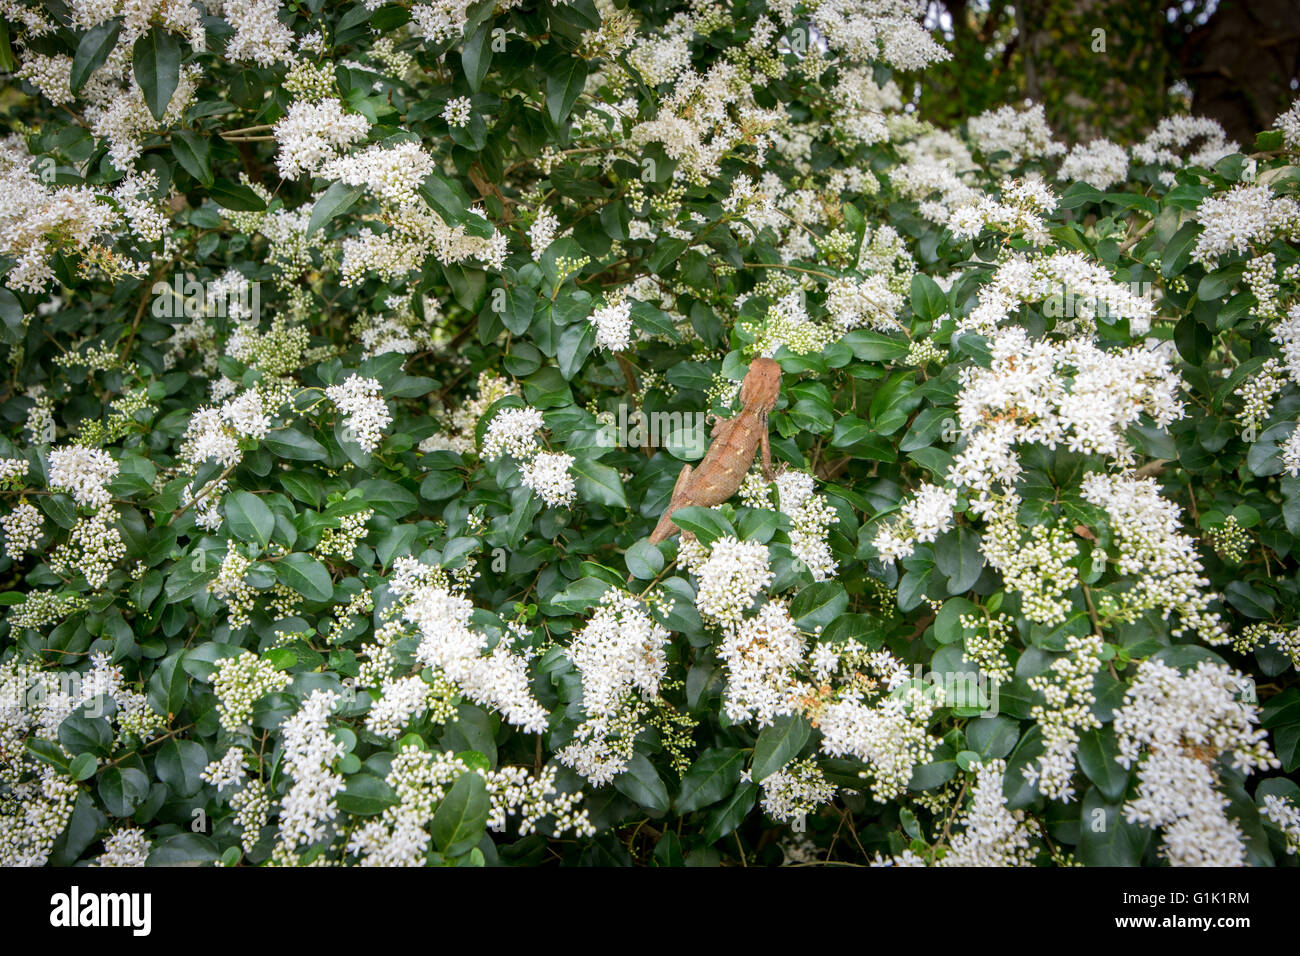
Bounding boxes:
[649,357,783,544]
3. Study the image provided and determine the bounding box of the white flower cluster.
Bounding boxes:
[825,274,904,332]
[209,547,257,629]
[1276,96,1300,150]
[978,494,1078,626]
[273,689,345,862]
[94,827,151,867]
[1132,115,1237,184]
[349,746,592,865]
[967,102,1064,166]
[1262,794,1300,855]
[811,0,951,71]
[528,206,559,261]
[0,147,118,292]
[775,470,839,581]
[222,0,295,67]
[364,675,435,739]
[1023,633,1104,802]
[938,759,1035,866]
[873,481,957,564]
[273,98,371,179]
[589,297,634,352]
[960,251,1156,336]
[1114,659,1277,866]
[1080,473,1224,642]
[566,590,669,718]
[1190,183,1300,268]
[326,375,392,454]
[49,510,126,590]
[47,444,118,510]
[811,645,942,801]
[1057,138,1129,190]
[947,328,1182,497]
[759,757,836,823]
[403,583,549,734]
[319,141,435,208]
[210,651,292,732]
[891,129,979,224]
[951,177,1058,245]
[201,747,249,793]
[481,405,577,507]
[718,601,807,728]
[691,536,774,628]
[1,502,43,559]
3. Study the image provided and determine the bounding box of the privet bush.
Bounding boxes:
[1,0,1299,868]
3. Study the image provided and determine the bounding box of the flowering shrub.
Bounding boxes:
[1,0,1299,868]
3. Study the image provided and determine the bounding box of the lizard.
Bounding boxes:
[649,357,783,545]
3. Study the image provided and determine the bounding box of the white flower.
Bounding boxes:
[529,207,559,261]
[1114,659,1277,867]
[520,451,577,507]
[273,98,370,179]
[481,406,543,461]
[693,536,774,627]
[47,445,118,510]
[222,0,295,67]
[443,96,472,128]
[1057,138,1129,189]
[326,374,392,453]
[589,299,633,352]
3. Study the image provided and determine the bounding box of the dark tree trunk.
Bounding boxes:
[1179,0,1300,144]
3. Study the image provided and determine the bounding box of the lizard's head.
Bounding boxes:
[741,357,782,415]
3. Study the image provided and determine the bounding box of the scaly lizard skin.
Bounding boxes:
[649,357,783,544]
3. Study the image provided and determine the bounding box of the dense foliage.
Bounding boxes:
[2,0,1300,867]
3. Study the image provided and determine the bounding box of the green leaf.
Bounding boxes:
[910,273,947,322]
[545,54,588,126]
[98,766,151,817]
[155,739,208,797]
[59,709,113,759]
[935,597,978,644]
[72,19,123,94]
[68,753,98,782]
[790,581,848,631]
[1077,727,1128,803]
[275,553,334,602]
[147,833,220,865]
[209,179,268,212]
[170,129,212,186]
[751,713,811,782]
[307,180,365,236]
[625,539,665,580]
[132,27,182,122]
[1079,786,1150,866]
[264,429,328,461]
[935,526,983,595]
[571,459,627,508]
[461,20,492,93]
[614,753,671,814]
[675,747,744,813]
[225,491,274,549]
[546,575,612,615]
[431,771,490,856]
[147,651,189,718]
[337,773,398,816]
[666,506,734,545]
[701,783,757,843]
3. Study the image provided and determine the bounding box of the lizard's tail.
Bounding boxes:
[648,510,678,545]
